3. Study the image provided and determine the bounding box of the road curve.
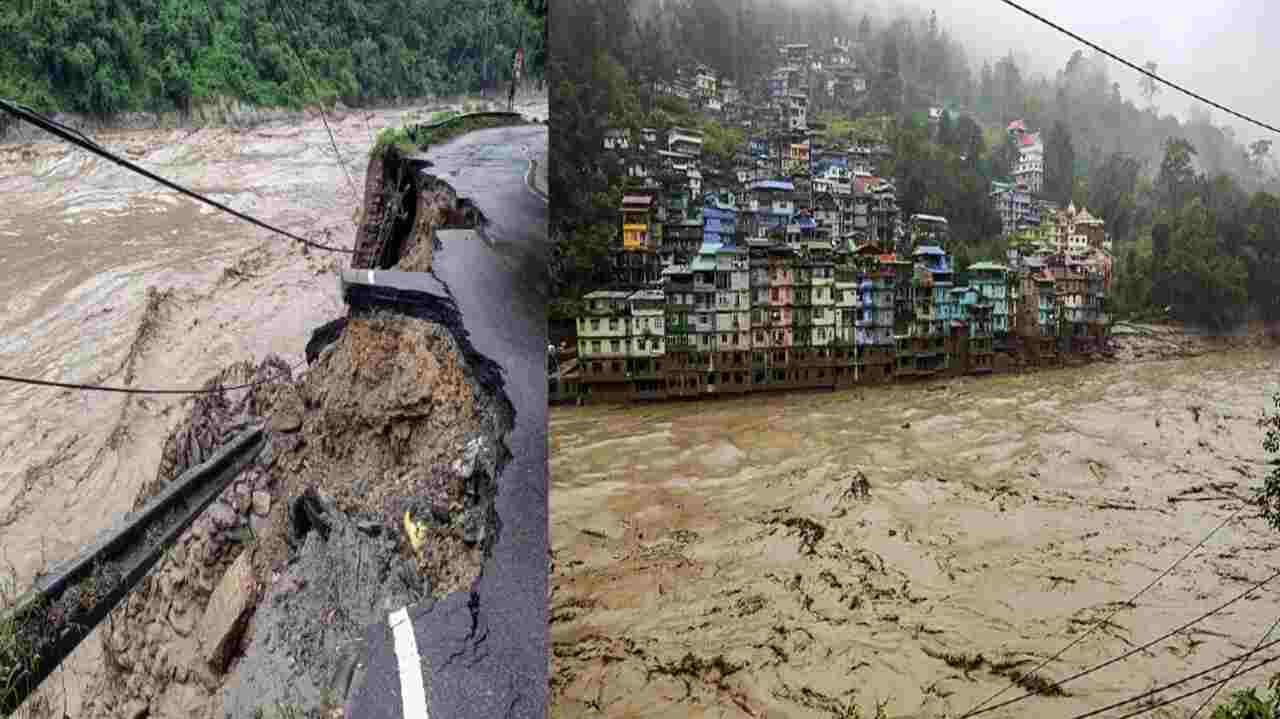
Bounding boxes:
[348,123,550,719]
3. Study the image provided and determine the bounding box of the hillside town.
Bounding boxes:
[550,41,1115,403]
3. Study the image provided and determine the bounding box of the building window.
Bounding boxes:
[591,340,601,353]
[610,339,619,352]
[609,318,618,330]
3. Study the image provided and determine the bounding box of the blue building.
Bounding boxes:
[704,193,738,247]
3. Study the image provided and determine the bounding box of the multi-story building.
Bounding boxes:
[668,127,704,158]
[1013,131,1044,195]
[968,262,1012,335]
[865,178,900,249]
[566,55,1116,402]
[786,92,808,132]
[907,213,949,255]
[991,181,1038,238]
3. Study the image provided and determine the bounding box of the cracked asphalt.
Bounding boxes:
[348,123,549,719]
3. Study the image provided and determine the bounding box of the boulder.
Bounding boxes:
[196,551,256,674]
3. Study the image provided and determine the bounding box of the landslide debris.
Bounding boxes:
[76,230,512,719]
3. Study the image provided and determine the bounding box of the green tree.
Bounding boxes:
[1087,152,1143,244]
[1159,137,1199,212]
[1163,199,1247,329]
[1044,120,1075,206]
[874,35,903,119]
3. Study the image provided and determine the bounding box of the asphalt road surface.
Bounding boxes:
[347,123,550,719]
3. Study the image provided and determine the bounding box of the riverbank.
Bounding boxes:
[550,321,1280,407]
[550,344,1280,718]
[0,87,549,145]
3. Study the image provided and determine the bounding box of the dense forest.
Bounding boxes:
[0,0,545,118]
[550,0,1280,329]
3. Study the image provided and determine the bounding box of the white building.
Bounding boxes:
[627,290,666,357]
[786,93,808,132]
[577,290,633,359]
[1012,129,1044,196]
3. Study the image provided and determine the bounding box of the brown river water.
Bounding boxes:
[0,94,547,715]
[551,350,1280,718]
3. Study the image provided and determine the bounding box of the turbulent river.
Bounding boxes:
[0,94,547,715]
[551,350,1280,718]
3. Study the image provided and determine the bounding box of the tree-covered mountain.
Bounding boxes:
[0,0,545,118]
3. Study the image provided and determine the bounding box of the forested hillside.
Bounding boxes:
[550,0,1280,328]
[0,0,545,117]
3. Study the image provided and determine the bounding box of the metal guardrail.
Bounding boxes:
[1,426,266,716]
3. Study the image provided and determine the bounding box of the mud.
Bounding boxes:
[550,342,1280,719]
[74,274,514,718]
[1,92,546,717]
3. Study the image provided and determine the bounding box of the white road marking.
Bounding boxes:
[389,607,429,719]
[368,270,375,285]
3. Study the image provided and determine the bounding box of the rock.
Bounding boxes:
[269,411,303,433]
[196,551,257,674]
[168,603,195,637]
[251,491,271,517]
[207,501,240,531]
[234,480,252,509]
[122,699,148,719]
[250,513,272,538]
[146,619,166,644]
[452,436,487,477]
[463,510,486,546]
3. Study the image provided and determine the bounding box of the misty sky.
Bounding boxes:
[930,0,1277,144]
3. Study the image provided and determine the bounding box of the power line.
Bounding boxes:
[995,0,1280,136]
[1063,636,1280,719]
[964,564,1280,717]
[1188,613,1280,718]
[0,358,306,395]
[0,98,354,254]
[959,505,1245,717]
[1110,652,1280,719]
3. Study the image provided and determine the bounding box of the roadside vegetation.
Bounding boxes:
[371,111,525,159]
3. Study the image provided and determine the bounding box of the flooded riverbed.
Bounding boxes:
[551,351,1280,718]
[0,94,546,715]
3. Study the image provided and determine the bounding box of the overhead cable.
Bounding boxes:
[996,0,1280,136]
[1187,613,1280,718]
[1062,637,1280,719]
[959,504,1245,717]
[964,564,1280,716]
[0,98,354,253]
[0,359,306,395]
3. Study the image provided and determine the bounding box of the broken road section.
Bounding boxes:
[74,126,516,719]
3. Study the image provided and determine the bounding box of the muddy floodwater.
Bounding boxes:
[551,351,1280,718]
[0,94,546,715]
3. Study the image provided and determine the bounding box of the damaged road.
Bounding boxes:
[59,121,548,719]
[346,123,551,719]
